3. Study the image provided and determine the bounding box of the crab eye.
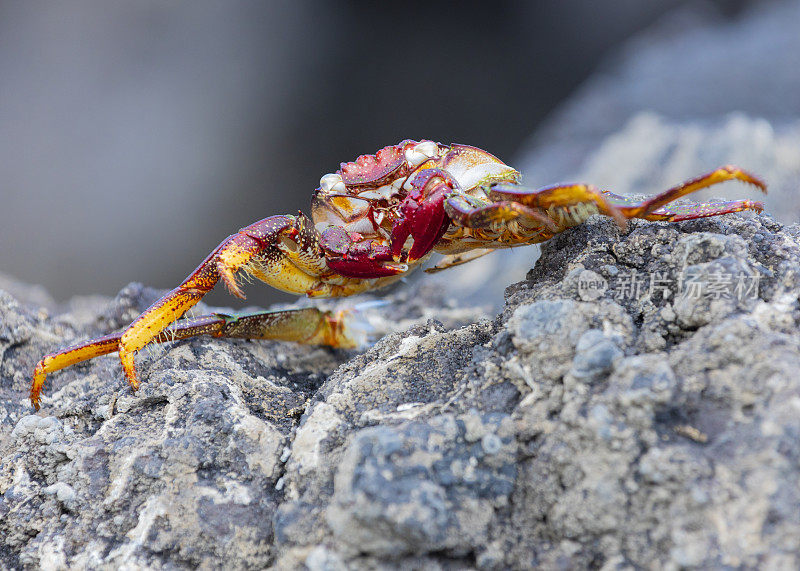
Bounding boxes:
[404,141,440,167]
[404,148,427,167]
[319,173,345,193]
[414,141,439,158]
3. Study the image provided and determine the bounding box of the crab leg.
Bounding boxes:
[31,214,343,406]
[599,165,766,219]
[634,200,764,221]
[444,194,560,232]
[115,216,303,392]
[425,248,495,274]
[488,183,629,229]
[486,165,765,228]
[30,307,356,410]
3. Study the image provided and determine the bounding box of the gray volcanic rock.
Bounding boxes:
[0,284,338,569]
[277,211,799,570]
[0,281,487,569]
[4,207,799,569]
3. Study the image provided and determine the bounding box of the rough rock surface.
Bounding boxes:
[2,207,800,569]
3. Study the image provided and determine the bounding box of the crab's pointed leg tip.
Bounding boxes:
[742,172,767,193]
[226,281,247,300]
[726,166,767,193]
[752,177,768,193]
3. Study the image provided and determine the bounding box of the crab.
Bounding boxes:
[29,139,767,409]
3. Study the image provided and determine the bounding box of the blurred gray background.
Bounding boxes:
[0,0,765,308]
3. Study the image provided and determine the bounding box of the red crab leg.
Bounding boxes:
[30,307,356,410]
[599,165,766,220]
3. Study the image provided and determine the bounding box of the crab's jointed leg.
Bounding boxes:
[30,214,359,409]
[631,200,765,222]
[599,165,766,221]
[488,183,630,229]
[444,194,560,232]
[30,307,355,410]
[484,165,765,229]
[115,215,303,391]
[425,248,496,274]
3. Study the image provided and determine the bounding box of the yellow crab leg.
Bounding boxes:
[604,196,765,222]
[30,307,357,410]
[488,183,629,229]
[602,165,766,218]
[115,218,281,389]
[31,214,341,404]
[31,334,122,409]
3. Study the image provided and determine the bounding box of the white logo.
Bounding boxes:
[577,270,607,301]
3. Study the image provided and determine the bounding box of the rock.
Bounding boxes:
[3,204,799,569]
[325,413,516,557]
[570,329,624,381]
[0,279,487,569]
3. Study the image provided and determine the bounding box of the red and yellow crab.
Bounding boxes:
[30,139,766,409]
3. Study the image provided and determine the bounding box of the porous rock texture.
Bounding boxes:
[2,208,800,569]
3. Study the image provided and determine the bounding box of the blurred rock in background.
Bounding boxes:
[518,0,800,185]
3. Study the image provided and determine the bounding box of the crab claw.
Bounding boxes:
[321,226,407,278]
[390,180,451,263]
